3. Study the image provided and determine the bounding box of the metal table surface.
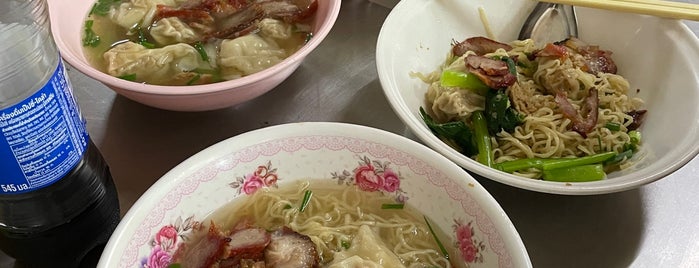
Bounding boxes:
[3,1,698,267]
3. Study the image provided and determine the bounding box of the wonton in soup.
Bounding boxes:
[82,0,317,86]
[169,181,460,267]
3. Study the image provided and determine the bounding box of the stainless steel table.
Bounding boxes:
[3,1,698,267]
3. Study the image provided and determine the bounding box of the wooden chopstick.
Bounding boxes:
[536,0,699,21]
[614,0,699,10]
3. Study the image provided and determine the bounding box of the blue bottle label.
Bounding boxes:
[0,59,88,194]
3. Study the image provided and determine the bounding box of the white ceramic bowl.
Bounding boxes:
[377,0,699,195]
[97,122,531,268]
[47,0,340,111]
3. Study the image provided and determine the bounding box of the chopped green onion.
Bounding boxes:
[629,130,641,145]
[283,204,292,210]
[381,203,404,209]
[424,216,449,260]
[440,70,490,95]
[299,190,313,212]
[193,42,209,62]
[341,240,351,249]
[82,20,100,47]
[168,264,182,268]
[543,164,606,182]
[117,74,137,81]
[605,122,621,131]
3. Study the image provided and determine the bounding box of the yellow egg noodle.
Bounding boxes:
[214,181,453,267]
[423,39,644,178]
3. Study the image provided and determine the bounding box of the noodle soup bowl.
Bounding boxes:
[47,0,340,111]
[377,0,699,194]
[98,122,531,267]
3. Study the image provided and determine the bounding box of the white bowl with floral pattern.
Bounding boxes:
[97,122,531,268]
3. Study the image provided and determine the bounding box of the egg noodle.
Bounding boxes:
[214,181,453,267]
[421,39,644,178]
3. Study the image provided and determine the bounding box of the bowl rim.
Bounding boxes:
[376,0,699,195]
[49,0,341,95]
[97,122,532,267]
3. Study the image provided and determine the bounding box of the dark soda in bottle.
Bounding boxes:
[0,0,121,267]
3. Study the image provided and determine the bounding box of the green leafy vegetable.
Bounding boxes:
[543,164,606,182]
[420,107,477,156]
[541,151,616,171]
[82,20,100,47]
[484,88,524,135]
[439,70,489,95]
[168,264,182,268]
[299,190,313,212]
[604,149,634,165]
[381,203,404,209]
[193,42,209,62]
[424,216,449,260]
[472,111,494,167]
[495,158,557,173]
[501,56,517,75]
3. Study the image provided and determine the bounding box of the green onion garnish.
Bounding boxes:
[299,190,312,212]
[118,74,136,81]
[168,264,182,268]
[340,240,351,249]
[424,216,449,260]
[82,20,100,47]
[381,203,404,209]
[194,42,209,62]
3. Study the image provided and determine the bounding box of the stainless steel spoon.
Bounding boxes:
[519,2,578,45]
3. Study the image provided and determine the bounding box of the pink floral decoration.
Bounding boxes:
[331,155,408,202]
[154,225,178,252]
[230,161,280,195]
[143,246,171,268]
[354,164,384,192]
[142,216,200,268]
[382,168,400,192]
[454,219,486,264]
[242,173,265,194]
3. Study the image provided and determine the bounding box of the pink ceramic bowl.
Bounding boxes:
[47,0,340,111]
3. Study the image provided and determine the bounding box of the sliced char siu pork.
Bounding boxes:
[264,227,320,268]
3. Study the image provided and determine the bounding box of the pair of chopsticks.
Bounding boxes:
[536,0,699,21]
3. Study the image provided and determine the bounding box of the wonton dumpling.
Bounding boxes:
[258,18,293,40]
[328,225,406,268]
[218,34,287,79]
[150,17,199,45]
[109,0,179,30]
[103,41,205,84]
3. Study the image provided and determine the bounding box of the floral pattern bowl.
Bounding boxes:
[97,122,531,268]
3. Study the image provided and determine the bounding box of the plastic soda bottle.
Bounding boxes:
[0,0,121,266]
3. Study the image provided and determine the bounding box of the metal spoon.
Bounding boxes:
[519,2,578,45]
